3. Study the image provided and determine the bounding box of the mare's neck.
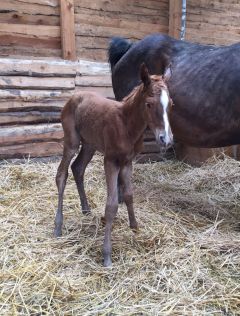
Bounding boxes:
[122,86,147,143]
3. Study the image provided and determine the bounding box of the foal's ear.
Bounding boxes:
[140,63,151,89]
[163,64,172,82]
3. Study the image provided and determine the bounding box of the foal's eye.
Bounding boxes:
[146,102,151,108]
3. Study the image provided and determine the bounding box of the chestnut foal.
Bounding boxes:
[54,64,173,267]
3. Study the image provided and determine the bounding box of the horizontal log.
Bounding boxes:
[0,23,60,38]
[76,60,110,76]
[0,1,60,16]
[0,89,72,101]
[0,123,63,146]
[74,12,168,32]
[144,129,156,141]
[0,141,63,159]
[0,57,110,76]
[0,12,60,26]
[75,47,107,62]
[74,0,168,16]
[75,75,112,87]
[0,111,61,125]
[142,141,161,154]
[0,58,76,77]
[0,100,65,112]
[74,86,114,99]
[75,23,155,41]
[0,76,75,90]
[0,34,60,50]
[0,46,62,58]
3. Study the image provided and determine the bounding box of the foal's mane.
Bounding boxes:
[122,75,168,106]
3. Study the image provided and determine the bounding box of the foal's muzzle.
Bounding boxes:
[154,129,174,147]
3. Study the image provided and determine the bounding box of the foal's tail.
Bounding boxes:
[108,37,132,70]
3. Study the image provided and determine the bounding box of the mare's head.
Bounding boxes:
[140,63,173,147]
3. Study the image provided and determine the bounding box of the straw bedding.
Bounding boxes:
[0,154,239,315]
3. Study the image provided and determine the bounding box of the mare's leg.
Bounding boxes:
[55,144,79,237]
[71,143,95,213]
[103,158,120,267]
[119,162,138,230]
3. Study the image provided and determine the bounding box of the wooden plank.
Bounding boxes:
[75,75,112,87]
[0,1,60,16]
[76,60,110,76]
[0,12,60,26]
[0,34,60,49]
[0,58,76,77]
[0,76,75,90]
[0,23,60,38]
[168,0,182,39]
[0,111,61,126]
[0,123,63,146]
[74,0,168,16]
[142,141,161,154]
[0,89,72,101]
[0,141,63,159]
[0,46,62,59]
[74,12,169,32]
[60,0,76,60]
[74,86,114,99]
[0,100,65,112]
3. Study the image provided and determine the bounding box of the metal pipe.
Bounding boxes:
[180,0,187,40]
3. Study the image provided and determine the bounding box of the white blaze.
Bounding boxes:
[160,89,173,145]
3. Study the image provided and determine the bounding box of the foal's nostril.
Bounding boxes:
[159,135,165,145]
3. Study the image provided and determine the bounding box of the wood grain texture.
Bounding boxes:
[0,123,63,146]
[60,0,76,60]
[0,141,63,159]
[0,0,61,58]
[168,0,182,39]
[74,0,169,61]
[185,0,240,45]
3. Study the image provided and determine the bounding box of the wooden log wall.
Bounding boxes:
[185,0,240,45]
[0,58,114,158]
[74,0,169,61]
[0,0,61,58]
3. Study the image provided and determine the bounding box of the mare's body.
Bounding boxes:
[54,65,173,267]
[109,34,240,148]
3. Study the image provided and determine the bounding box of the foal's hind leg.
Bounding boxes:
[119,162,138,231]
[71,143,95,213]
[54,145,79,237]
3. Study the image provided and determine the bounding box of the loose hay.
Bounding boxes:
[0,155,240,315]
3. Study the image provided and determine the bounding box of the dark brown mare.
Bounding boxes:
[54,64,173,267]
[109,34,240,148]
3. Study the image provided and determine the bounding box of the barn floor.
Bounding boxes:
[0,154,239,315]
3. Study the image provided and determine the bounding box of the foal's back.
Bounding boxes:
[62,92,128,154]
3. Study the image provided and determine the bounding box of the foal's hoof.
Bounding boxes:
[103,257,113,268]
[54,227,62,238]
[101,216,106,225]
[82,209,91,215]
[130,224,139,233]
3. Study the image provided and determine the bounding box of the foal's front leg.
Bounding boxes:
[119,162,138,231]
[103,158,120,267]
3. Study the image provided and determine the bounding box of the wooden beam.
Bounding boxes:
[60,0,76,60]
[169,0,182,39]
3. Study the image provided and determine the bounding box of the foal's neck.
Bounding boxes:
[122,86,148,143]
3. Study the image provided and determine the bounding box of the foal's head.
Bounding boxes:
[140,63,173,147]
